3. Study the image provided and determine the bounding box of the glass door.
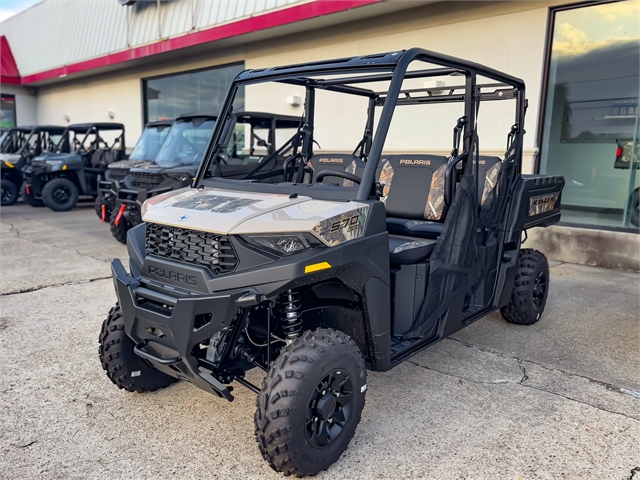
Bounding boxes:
[539,0,640,229]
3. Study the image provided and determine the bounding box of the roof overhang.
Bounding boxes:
[0,36,21,84]
[19,0,406,86]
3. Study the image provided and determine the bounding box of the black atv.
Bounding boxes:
[1,125,66,206]
[100,49,564,476]
[109,111,299,243]
[96,120,172,222]
[23,123,126,211]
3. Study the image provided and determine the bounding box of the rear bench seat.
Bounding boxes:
[382,155,502,242]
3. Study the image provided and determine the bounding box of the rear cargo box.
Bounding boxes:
[505,174,565,242]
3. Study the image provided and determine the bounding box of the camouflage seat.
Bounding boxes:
[381,154,502,240]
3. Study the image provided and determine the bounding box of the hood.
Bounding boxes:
[142,186,368,237]
[109,159,153,170]
[32,152,80,164]
[0,153,21,165]
[132,163,198,175]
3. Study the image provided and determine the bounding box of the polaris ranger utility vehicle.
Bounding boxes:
[96,120,172,222]
[24,123,126,211]
[110,111,299,243]
[1,125,66,206]
[100,49,564,476]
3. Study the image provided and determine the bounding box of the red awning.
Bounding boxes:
[1,36,21,84]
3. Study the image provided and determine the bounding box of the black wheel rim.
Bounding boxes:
[306,369,353,448]
[532,270,547,308]
[53,186,71,203]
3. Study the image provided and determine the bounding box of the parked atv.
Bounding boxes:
[23,123,126,211]
[96,120,172,222]
[1,125,66,206]
[109,111,299,243]
[614,138,640,227]
[100,49,564,476]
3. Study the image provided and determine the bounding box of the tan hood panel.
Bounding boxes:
[142,187,367,236]
[142,187,310,234]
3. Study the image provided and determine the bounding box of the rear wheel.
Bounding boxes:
[42,177,79,212]
[109,208,130,244]
[1,179,19,206]
[500,248,549,325]
[21,183,44,207]
[255,328,366,477]
[99,303,177,393]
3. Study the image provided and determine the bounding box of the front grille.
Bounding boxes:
[131,171,164,188]
[107,168,129,182]
[145,223,238,276]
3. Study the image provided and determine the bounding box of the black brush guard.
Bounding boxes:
[111,259,251,400]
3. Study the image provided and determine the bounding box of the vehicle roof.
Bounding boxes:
[235,47,525,90]
[7,125,66,134]
[236,112,300,129]
[175,113,218,122]
[146,119,174,127]
[67,122,125,131]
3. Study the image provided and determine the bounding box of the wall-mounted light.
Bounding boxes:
[108,110,115,119]
[424,80,445,95]
[286,95,302,107]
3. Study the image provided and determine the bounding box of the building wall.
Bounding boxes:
[31,1,555,169]
[0,84,38,126]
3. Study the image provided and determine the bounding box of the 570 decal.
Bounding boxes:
[330,214,360,233]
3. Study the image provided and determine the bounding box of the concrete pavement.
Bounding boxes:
[0,205,638,479]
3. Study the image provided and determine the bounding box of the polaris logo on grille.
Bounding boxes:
[178,215,189,222]
[147,265,198,285]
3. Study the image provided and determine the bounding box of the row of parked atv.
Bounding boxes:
[0,111,300,244]
[0,122,126,210]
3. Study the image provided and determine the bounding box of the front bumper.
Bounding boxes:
[112,258,250,400]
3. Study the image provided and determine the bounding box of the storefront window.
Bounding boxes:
[144,63,244,122]
[0,94,16,128]
[539,1,640,229]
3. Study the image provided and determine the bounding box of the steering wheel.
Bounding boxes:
[315,169,362,185]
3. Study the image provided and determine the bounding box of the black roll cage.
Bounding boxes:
[61,123,126,155]
[195,47,527,202]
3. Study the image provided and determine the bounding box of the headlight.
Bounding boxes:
[166,173,191,182]
[244,233,311,256]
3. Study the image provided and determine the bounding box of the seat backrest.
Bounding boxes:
[478,155,502,205]
[307,153,366,187]
[378,154,449,221]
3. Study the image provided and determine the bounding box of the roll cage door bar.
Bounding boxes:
[194,47,526,201]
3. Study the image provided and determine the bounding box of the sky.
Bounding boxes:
[0,0,41,23]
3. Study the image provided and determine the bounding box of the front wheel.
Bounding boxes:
[99,303,177,392]
[42,177,79,212]
[21,183,44,207]
[1,179,19,206]
[255,328,366,477]
[500,248,550,325]
[109,207,130,244]
[95,196,110,221]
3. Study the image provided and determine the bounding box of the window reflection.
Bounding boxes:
[144,63,244,122]
[540,1,640,229]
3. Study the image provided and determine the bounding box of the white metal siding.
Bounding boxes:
[0,0,306,77]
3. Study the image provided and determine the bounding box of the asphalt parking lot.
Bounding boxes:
[1,202,639,479]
